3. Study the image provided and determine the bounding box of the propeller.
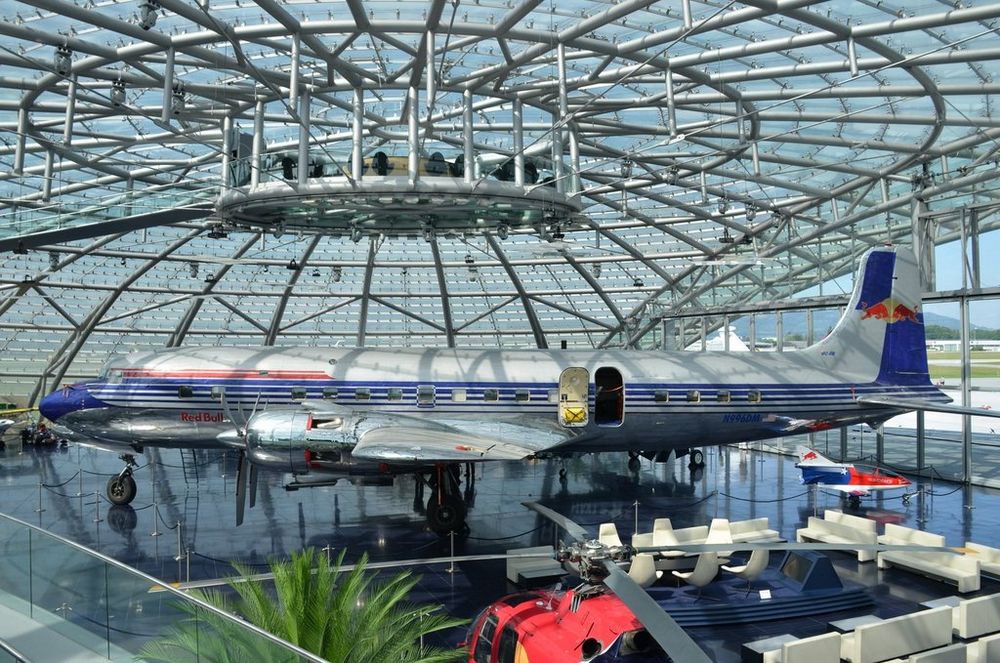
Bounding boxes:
[523,501,712,663]
[222,391,263,527]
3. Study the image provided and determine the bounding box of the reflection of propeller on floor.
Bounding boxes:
[523,501,713,663]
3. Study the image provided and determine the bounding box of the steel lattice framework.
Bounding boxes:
[1,0,1000,403]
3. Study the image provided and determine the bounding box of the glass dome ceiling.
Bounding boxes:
[1,0,1000,402]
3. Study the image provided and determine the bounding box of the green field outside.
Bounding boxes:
[928,351,1000,379]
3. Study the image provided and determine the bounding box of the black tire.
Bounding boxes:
[426,496,467,534]
[689,449,705,466]
[107,474,137,505]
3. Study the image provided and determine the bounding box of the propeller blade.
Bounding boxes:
[601,559,711,663]
[522,501,588,542]
[248,464,258,509]
[236,450,247,526]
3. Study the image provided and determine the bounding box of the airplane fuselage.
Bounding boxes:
[44,345,945,461]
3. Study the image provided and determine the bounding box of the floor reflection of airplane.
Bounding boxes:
[38,246,999,533]
[796,446,912,507]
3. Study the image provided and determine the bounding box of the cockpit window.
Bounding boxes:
[497,625,518,663]
[473,614,499,663]
[106,369,124,384]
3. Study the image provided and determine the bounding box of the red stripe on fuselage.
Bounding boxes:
[122,369,331,380]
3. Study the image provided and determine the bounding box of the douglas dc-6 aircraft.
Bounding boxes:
[39,246,993,532]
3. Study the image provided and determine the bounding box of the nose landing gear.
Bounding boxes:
[107,454,138,506]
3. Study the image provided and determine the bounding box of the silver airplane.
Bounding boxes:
[40,246,986,532]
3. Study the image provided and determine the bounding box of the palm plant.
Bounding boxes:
[141,547,468,663]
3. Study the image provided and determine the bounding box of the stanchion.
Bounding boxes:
[150,463,161,537]
[633,500,639,535]
[446,530,456,574]
[76,472,83,498]
[92,490,102,523]
[174,521,184,583]
[35,482,45,513]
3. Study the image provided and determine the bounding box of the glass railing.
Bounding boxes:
[0,512,325,663]
[0,184,217,240]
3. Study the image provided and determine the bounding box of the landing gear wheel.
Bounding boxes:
[107,474,137,505]
[426,496,467,534]
[689,449,705,466]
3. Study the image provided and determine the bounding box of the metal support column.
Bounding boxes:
[13,106,26,175]
[664,67,676,136]
[42,150,53,202]
[289,34,300,113]
[555,43,569,194]
[840,427,848,462]
[298,88,310,185]
[513,99,524,187]
[463,89,474,183]
[407,86,419,183]
[352,88,363,180]
[63,77,76,145]
[911,193,936,292]
[251,98,264,187]
[161,47,175,123]
[221,115,232,188]
[970,207,981,289]
[960,295,972,483]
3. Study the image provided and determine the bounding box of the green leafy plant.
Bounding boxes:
[140,547,468,663]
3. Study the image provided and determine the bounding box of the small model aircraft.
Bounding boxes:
[38,246,999,532]
[795,446,912,507]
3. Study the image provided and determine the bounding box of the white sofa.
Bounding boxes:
[731,517,782,543]
[963,541,1000,578]
[796,509,877,562]
[966,632,1000,663]
[840,606,953,663]
[877,525,979,593]
[953,592,1000,639]
[761,631,841,663]
[902,642,967,662]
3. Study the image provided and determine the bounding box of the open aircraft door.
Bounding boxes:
[558,367,589,428]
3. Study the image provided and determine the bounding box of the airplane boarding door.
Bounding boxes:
[594,367,624,426]
[558,367,589,428]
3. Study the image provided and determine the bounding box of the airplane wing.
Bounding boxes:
[857,396,1000,419]
[351,425,539,462]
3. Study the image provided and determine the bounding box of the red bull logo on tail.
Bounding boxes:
[860,298,921,324]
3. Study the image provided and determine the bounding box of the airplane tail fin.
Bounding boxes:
[806,246,931,386]
[795,446,833,466]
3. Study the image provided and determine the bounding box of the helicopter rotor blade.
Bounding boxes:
[601,559,712,663]
[522,501,588,542]
[248,463,259,509]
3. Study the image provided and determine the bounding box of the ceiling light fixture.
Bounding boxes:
[138,0,160,30]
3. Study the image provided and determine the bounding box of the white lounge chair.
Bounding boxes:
[722,549,770,595]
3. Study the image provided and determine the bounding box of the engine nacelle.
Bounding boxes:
[244,410,356,474]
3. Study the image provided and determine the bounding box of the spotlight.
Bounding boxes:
[633,277,644,288]
[350,227,363,243]
[496,224,509,240]
[48,252,59,270]
[464,254,474,265]
[110,79,126,106]
[54,46,72,76]
[311,268,321,277]
[591,263,601,278]
[551,225,565,240]
[189,262,199,278]
[331,266,342,282]
[138,0,159,30]
[717,199,729,215]
[120,257,127,266]
[745,205,757,222]
[171,83,185,115]
[422,226,435,242]
[287,259,300,271]
[207,224,228,239]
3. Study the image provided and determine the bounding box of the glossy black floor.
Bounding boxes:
[2,431,999,662]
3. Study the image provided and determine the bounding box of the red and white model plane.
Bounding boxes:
[795,446,912,506]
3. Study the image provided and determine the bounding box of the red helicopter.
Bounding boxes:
[465,503,712,663]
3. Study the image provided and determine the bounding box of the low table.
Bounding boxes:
[920,595,962,610]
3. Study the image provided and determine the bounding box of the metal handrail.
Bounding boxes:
[0,637,30,662]
[0,511,327,663]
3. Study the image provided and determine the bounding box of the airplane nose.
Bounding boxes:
[39,388,72,422]
[39,385,101,422]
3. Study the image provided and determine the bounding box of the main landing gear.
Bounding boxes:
[107,454,138,506]
[425,463,467,534]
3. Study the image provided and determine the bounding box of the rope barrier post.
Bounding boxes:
[447,530,456,574]
[633,500,639,536]
[175,521,184,583]
[93,490,102,523]
[322,544,332,565]
[35,482,45,514]
[150,463,161,537]
[76,471,83,498]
